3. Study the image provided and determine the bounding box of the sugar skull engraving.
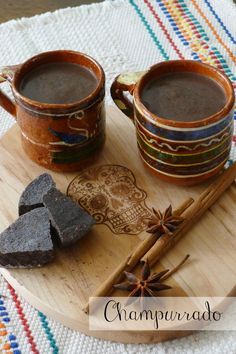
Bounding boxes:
[67,165,152,235]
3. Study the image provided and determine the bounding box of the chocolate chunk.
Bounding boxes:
[0,208,54,268]
[43,188,95,247]
[19,173,56,215]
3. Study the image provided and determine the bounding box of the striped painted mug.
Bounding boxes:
[111,60,235,185]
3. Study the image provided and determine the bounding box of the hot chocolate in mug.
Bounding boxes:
[0,50,106,172]
[111,60,235,185]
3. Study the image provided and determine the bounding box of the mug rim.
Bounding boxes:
[133,60,235,129]
[11,50,105,110]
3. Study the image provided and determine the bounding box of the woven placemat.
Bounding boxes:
[0,0,235,353]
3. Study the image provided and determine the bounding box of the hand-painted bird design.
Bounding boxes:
[48,127,88,145]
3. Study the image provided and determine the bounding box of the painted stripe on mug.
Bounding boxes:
[21,131,49,148]
[22,130,95,149]
[135,109,233,139]
[137,137,231,167]
[139,150,228,178]
[17,97,104,117]
[137,128,232,158]
[51,133,105,163]
[136,118,233,146]
[134,101,233,132]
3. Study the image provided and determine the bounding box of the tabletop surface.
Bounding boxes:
[0,0,102,23]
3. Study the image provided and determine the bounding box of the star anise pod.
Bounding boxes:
[147,205,183,236]
[113,261,172,310]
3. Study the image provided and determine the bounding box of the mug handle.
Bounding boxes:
[0,65,21,119]
[110,71,146,121]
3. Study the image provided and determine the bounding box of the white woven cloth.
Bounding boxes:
[0,0,236,353]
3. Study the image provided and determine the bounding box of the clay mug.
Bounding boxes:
[111,60,235,185]
[0,50,106,172]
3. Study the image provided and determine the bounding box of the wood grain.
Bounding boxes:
[0,106,235,343]
[0,0,102,23]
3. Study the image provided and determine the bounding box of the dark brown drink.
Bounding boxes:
[140,72,227,122]
[19,62,98,104]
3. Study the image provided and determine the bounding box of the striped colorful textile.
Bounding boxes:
[0,279,58,354]
[0,1,235,353]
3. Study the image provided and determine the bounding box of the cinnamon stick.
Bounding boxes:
[141,162,236,266]
[83,197,193,313]
[126,197,194,267]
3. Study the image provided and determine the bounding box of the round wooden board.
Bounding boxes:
[0,106,235,343]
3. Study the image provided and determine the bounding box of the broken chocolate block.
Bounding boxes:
[0,207,54,268]
[19,173,56,215]
[43,188,95,247]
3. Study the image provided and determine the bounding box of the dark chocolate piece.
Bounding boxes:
[19,173,56,215]
[0,208,54,268]
[43,188,95,247]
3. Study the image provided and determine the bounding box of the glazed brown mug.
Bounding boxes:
[111,60,235,185]
[0,50,105,171]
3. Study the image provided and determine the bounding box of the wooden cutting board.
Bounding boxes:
[0,106,235,343]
